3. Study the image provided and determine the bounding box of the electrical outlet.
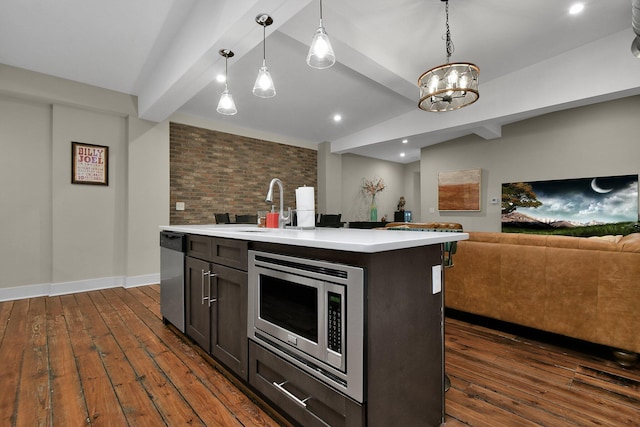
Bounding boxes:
[176,202,185,211]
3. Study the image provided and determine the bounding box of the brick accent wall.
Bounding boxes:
[170,123,317,225]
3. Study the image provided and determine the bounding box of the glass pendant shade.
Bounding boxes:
[217,49,237,115]
[307,24,335,69]
[217,87,237,115]
[253,14,276,98]
[418,62,479,112]
[252,61,276,98]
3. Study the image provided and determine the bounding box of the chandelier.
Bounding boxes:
[418,0,479,112]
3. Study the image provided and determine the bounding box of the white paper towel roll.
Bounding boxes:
[295,186,315,210]
[297,210,315,228]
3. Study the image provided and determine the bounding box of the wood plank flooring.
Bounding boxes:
[444,311,640,426]
[0,285,638,426]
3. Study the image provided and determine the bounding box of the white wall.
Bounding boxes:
[340,154,409,222]
[403,161,421,221]
[0,98,52,288]
[127,119,170,279]
[317,141,343,215]
[0,64,168,300]
[419,95,640,231]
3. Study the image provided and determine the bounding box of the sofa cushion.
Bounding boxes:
[467,231,503,243]
[545,235,581,249]
[578,236,619,251]
[589,234,624,243]
[515,233,548,247]
[619,233,640,252]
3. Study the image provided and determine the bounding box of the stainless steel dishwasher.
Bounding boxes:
[160,231,186,332]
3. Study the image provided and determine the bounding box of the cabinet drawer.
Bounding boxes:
[211,238,248,271]
[186,236,248,270]
[249,341,364,427]
[187,234,212,260]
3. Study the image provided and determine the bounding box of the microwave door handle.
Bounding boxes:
[272,381,311,408]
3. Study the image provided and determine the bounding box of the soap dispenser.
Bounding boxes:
[266,205,279,228]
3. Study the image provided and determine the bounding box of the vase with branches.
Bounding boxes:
[363,177,386,221]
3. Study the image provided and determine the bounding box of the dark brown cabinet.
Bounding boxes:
[185,256,211,350]
[185,235,248,380]
[210,262,247,376]
[249,341,364,427]
[178,234,446,426]
[251,241,445,427]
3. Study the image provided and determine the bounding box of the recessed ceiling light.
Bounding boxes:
[216,74,226,83]
[400,152,406,157]
[333,114,342,122]
[402,139,408,144]
[569,3,584,15]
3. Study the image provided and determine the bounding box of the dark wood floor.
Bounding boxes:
[0,285,638,426]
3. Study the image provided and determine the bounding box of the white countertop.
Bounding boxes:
[160,224,468,253]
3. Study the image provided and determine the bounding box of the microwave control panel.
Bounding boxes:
[328,291,342,354]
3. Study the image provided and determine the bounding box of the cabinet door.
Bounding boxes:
[210,263,248,380]
[185,256,211,351]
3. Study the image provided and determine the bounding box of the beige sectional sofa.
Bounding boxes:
[444,231,640,356]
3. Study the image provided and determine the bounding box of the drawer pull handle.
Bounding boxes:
[273,381,311,408]
[208,273,218,307]
[201,270,210,305]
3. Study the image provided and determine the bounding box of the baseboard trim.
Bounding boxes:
[0,283,50,302]
[0,274,160,302]
[125,273,160,288]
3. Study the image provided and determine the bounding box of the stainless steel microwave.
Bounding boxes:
[248,250,365,402]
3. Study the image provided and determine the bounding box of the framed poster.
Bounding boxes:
[501,174,638,235]
[72,142,109,185]
[438,168,481,211]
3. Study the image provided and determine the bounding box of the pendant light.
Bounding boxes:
[253,14,276,98]
[306,0,335,69]
[418,0,479,112]
[216,49,237,115]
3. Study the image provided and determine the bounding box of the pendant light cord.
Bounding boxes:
[224,56,229,88]
[445,0,454,63]
[320,0,323,20]
[262,24,266,63]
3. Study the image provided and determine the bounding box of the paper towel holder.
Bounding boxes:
[290,209,316,230]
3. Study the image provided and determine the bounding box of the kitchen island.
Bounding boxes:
[160,224,467,427]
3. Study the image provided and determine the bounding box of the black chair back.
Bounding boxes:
[214,213,231,224]
[235,214,257,224]
[317,214,343,227]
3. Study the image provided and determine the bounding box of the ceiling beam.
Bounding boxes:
[276,3,417,102]
[473,123,502,140]
[330,29,640,154]
[137,0,312,122]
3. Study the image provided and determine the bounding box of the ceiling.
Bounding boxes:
[1,0,639,163]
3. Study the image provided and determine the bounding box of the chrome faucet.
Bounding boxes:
[265,178,291,228]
